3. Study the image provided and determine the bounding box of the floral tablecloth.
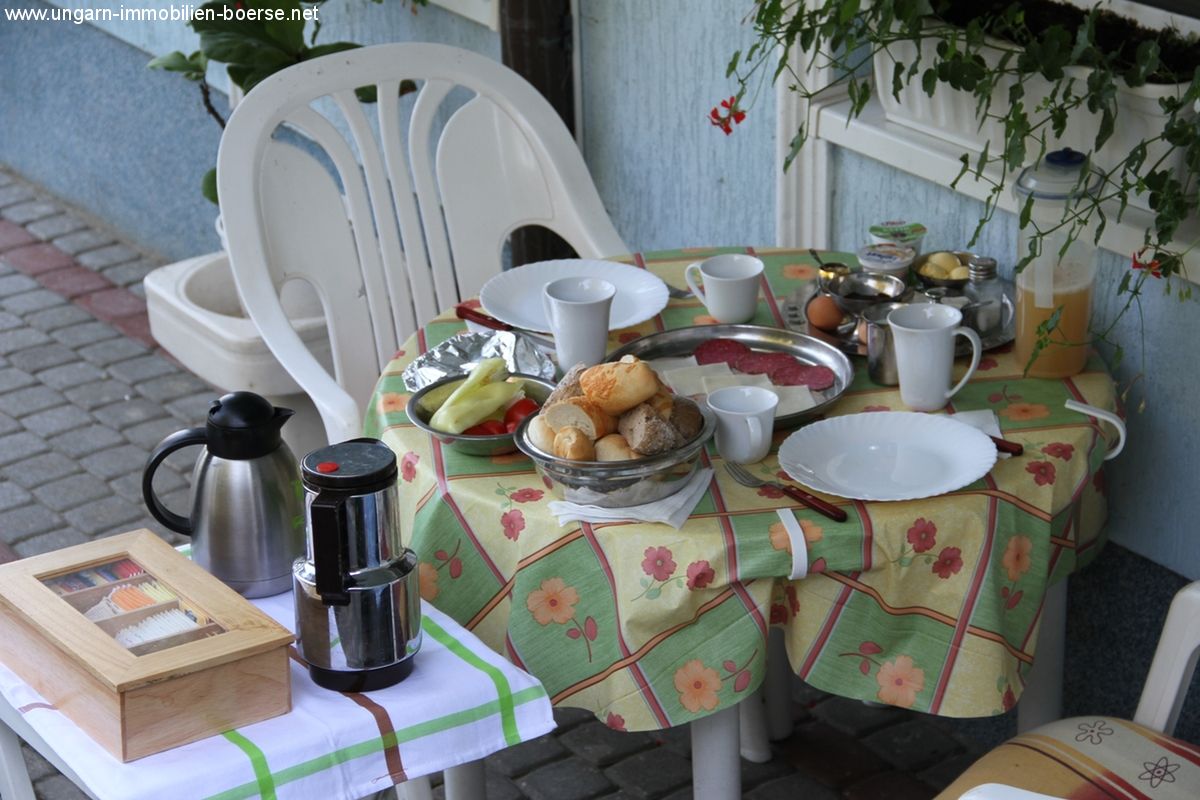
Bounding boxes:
[364,247,1118,732]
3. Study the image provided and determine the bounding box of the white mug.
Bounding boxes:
[707,386,778,464]
[542,277,615,370]
[887,304,982,412]
[684,254,763,323]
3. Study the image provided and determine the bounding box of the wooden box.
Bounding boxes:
[0,529,294,761]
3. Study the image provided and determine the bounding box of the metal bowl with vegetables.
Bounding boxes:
[407,358,554,456]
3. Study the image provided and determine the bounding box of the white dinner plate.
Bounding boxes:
[778,412,997,501]
[479,259,669,333]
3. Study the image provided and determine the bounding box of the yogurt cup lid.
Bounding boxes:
[868,220,927,243]
[857,243,916,267]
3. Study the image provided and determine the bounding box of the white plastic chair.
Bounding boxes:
[951,581,1200,799]
[217,43,627,444]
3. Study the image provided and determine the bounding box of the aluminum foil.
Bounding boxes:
[401,330,556,391]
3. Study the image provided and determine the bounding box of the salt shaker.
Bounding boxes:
[964,256,1005,338]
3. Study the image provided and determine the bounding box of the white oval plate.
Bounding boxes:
[480,259,669,333]
[778,412,997,501]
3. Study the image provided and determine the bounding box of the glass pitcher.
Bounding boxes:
[1012,149,1102,378]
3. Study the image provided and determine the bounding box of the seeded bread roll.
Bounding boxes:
[526,414,557,453]
[553,426,595,460]
[544,363,586,408]
[668,395,704,442]
[579,357,659,415]
[542,397,617,439]
[594,433,643,462]
[618,403,682,456]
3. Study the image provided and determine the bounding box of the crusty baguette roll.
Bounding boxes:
[668,395,704,441]
[526,414,557,454]
[553,426,595,460]
[542,397,617,439]
[618,403,682,456]
[544,363,587,407]
[647,389,675,421]
[594,433,643,462]
[579,357,659,415]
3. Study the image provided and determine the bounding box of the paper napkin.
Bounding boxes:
[548,468,713,529]
[950,409,1010,458]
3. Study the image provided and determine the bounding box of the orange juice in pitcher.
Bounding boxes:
[1013,149,1102,378]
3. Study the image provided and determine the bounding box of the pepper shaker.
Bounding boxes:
[964,256,1005,338]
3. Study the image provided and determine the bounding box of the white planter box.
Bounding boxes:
[872,34,1191,207]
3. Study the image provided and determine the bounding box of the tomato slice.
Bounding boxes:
[504,398,540,429]
[463,419,507,436]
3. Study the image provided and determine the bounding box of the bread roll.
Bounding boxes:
[542,397,617,439]
[545,363,587,407]
[553,427,595,460]
[595,433,642,462]
[668,396,704,441]
[618,403,682,456]
[526,414,557,453]
[580,357,659,415]
[647,389,675,421]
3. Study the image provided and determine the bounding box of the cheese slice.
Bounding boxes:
[772,386,817,416]
[663,363,732,396]
[702,374,773,394]
[648,356,699,375]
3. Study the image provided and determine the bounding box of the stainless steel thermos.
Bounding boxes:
[143,391,305,597]
[293,438,421,692]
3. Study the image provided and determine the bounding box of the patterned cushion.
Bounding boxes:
[937,716,1200,799]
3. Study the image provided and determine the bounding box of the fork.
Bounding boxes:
[725,462,848,522]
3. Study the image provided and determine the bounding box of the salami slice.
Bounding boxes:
[734,352,798,375]
[694,338,751,365]
[770,363,836,390]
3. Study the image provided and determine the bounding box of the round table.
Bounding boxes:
[365,246,1118,733]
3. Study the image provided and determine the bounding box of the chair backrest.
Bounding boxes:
[1134,580,1200,735]
[217,43,627,443]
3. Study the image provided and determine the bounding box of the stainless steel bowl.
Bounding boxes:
[407,374,555,457]
[514,406,716,508]
[827,271,910,315]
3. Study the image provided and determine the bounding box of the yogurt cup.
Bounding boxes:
[868,220,927,255]
[856,243,916,279]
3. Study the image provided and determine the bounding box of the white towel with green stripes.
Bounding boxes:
[0,597,555,800]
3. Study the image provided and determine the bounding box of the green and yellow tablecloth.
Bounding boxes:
[364,247,1118,732]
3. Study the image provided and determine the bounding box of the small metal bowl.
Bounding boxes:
[913,251,973,289]
[514,406,716,508]
[827,271,909,315]
[407,373,555,457]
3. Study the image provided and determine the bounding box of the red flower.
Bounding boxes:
[932,547,964,579]
[708,95,746,135]
[686,560,715,590]
[978,357,998,371]
[510,488,544,503]
[770,603,788,624]
[1041,443,1074,461]
[501,509,525,541]
[810,557,827,574]
[400,451,419,482]
[641,546,677,581]
[1026,460,1057,486]
[1002,686,1017,711]
[906,518,938,553]
[757,484,785,499]
[606,713,626,731]
[1132,248,1163,279]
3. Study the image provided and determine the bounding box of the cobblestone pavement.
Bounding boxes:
[0,167,991,799]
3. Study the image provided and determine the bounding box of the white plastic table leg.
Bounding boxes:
[765,627,795,740]
[443,760,486,799]
[396,775,433,800]
[1018,579,1067,732]
[690,705,741,800]
[738,686,772,763]
[0,722,35,800]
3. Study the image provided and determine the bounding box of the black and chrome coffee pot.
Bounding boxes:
[293,438,421,692]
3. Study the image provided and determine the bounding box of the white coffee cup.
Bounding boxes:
[707,386,778,464]
[684,254,763,323]
[542,277,615,370]
[887,304,982,412]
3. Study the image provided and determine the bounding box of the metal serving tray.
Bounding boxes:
[607,324,853,428]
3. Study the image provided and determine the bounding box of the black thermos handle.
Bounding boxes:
[311,491,351,605]
[142,427,207,535]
